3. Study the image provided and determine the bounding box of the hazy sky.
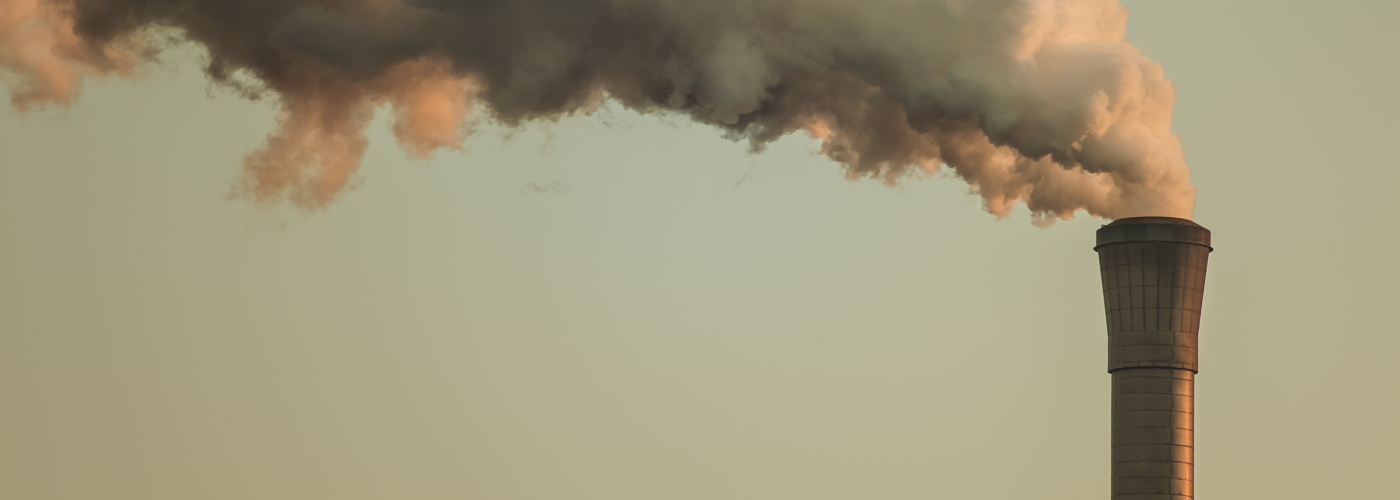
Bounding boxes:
[2,1,1397,499]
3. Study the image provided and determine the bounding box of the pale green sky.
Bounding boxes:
[2,1,1397,499]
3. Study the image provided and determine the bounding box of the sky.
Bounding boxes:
[2,1,1397,499]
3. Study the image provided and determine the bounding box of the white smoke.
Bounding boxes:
[0,0,1195,221]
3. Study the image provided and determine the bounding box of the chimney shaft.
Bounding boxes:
[1095,217,1211,500]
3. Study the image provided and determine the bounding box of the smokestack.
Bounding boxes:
[1095,217,1211,500]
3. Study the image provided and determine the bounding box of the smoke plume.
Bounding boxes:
[1,0,1195,221]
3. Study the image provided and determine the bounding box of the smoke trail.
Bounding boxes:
[0,0,146,109]
[0,0,1195,221]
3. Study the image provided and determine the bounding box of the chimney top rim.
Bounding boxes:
[1095,217,1211,251]
[1103,216,1203,228]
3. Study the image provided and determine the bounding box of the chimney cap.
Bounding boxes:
[1095,216,1211,251]
[1102,216,1204,229]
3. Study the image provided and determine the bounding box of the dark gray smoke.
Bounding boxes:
[0,0,1196,221]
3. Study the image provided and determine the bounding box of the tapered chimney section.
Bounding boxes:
[1095,217,1211,500]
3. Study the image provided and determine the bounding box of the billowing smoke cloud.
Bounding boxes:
[0,0,1195,221]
